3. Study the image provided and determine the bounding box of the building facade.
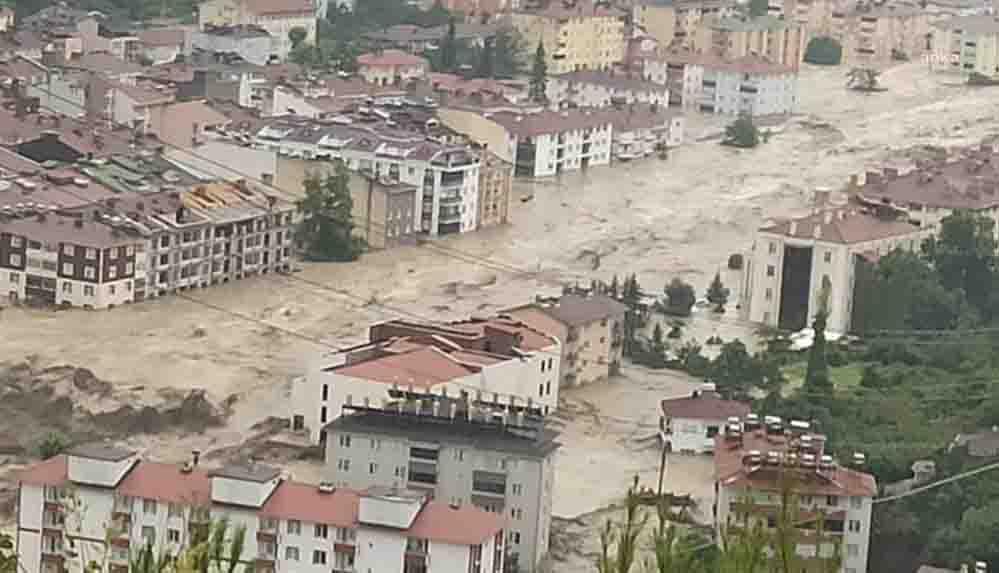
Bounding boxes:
[478,151,514,228]
[322,399,559,573]
[487,109,614,178]
[930,16,999,79]
[714,418,877,573]
[693,15,806,70]
[356,50,429,86]
[832,6,931,65]
[16,445,506,573]
[290,316,561,443]
[660,384,750,454]
[506,294,627,387]
[546,70,670,110]
[697,57,798,116]
[509,2,627,75]
[197,0,316,61]
[609,106,684,159]
[632,1,676,48]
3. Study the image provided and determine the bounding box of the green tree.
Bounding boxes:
[597,479,648,573]
[0,533,15,573]
[39,432,66,460]
[130,541,172,573]
[493,28,525,77]
[846,67,882,91]
[722,116,761,148]
[296,161,365,262]
[803,284,833,396]
[803,37,843,65]
[442,16,458,71]
[476,36,495,78]
[706,272,730,313]
[708,340,759,400]
[664,278,696,316]
[957,499,999,568]
[529,41,548,104]
[749,0,769,17]
[923,211,999,320]
[289,26,309,50]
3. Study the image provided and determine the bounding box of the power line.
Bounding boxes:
[873,460,999,504]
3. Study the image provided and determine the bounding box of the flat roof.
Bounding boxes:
[212,462,282,483]
[67,443,135,462]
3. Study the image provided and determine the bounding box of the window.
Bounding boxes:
[10,236,21,248]
[126,246,135,256]
[848,520,861,533]
[8,272,18,283]
[168,503,182,518]
[512,483,522,496]
[545,381,551,395]
[160,236,170,248]
[394,466,406,478]
[547,357,553,370]
[63,244,74,256]
[167,529,180,543]
[846,544,858,557]
[109,285,116,296]
[285,547,300,561]
[512,532,521,545]
[337,459,351,472]
[541,360,546,373]
[320,406,327,424]
[766,265,775,277]
[110,247,120,259]
[454,449,464,462]
[322,384,329,401]
[84,266,96,279]
[824,251,832,263]
[315,524,328,539]
[61,263,73,275]
[288,520,301,535]
[369,462,378,474]
[370,439,380,450]
[850,496,862,509]
[768,242,776,254]
[765,287,772,301]
[143,499,157,515]
[84,285,95,296]
[141,526,155,543]
[539,383,544,396]
[62,282,72,294]
[126,262,134,275]
[9,254,21,266]
[312,550,327,565]
[339,434,351,448]
[511,508,523,520]
[826,495,839,507]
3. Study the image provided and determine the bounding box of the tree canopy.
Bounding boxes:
[296,161,365,262]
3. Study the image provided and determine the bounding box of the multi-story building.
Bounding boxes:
[506,294,627,387]
[193,24,273,66]
[322,397,560,573]
[257,120,481,236]
[290,316,561,443]
[16,445,506,573]
[659,383,750,454]
[486,109,614,177]
[356,50,429,86]
[643,49,707,107]
[546,70,670,110]
[693,15,807,71]
[830,5,931,65]
[714,417,877,573]
[478,151,514,228]
[930,16,999,80]
[508,1,627,75]
[741,206,928,334]
[609,105,684,159]
[197,0,317,61]
[673,0,740,45]
[0,212,145,309]
[632,0,677,47]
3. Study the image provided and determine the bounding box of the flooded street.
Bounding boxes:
[2,61,999,556]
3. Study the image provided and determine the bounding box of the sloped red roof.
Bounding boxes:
[17,455,68,487]
[261,482,359,527]
[333,346,473,386]
[660,395,750,420]
[117,461,212,506]
[406,502,506,545]
[357,49,428,68]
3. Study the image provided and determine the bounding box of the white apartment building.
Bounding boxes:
[610,106,684,160]
[714,418,877,573]
[659,384,750,454]
[290,316,561,443]
[643,51,705,108]
[546,70,670,110]
[741,206,928,335]
[487,110,613,177]
[254,121,481,235]
[696,56,798,116]
[16,445,506,573]
[322,399,559,573]
[0,212,146,309]
[930,16,999,80]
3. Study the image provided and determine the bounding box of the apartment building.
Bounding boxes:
[714,417,877,573]
[697,56,798,116]
[16,445,506,573]
[930,16,999,79]
[506,294,626,387]
[829,5,930,65]
[546,70,670,110]
[509,1,627,75]
[673,0,740,45]
[137,27,191,65]
[643,49,707,107]
[356,50,429,86]
[257,120,482,236]
[487,109,613,177]
[478,151,514,228]
[198,0,317,61]
[660,383,750,454]
[693,15,807,71]
[741,206,928,335]
[609,105,684,159]
[322,398,560,573]
[193,25,273,66]
[290,316,561,443]
[632,0,676,47]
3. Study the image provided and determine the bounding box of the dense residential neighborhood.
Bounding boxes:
[1,0,999,571]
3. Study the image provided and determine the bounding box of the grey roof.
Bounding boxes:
[68,443,136,462]
[212,462,282,483]
[325,408,561,459]
[540,294,628,326]
[916,566,958,573]
[706,15,791,31]
[934,15,999,33]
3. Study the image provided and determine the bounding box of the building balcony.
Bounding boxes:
[408,472,438,486]
[439,193,462,206]
[256,530,277,542]
[438,210,461,224]
[472,482,506,497]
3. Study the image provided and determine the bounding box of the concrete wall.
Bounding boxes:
[355,528,404,573]
[663,416,721,454]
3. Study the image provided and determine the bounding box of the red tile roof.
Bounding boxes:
[261,482,359,528]
[660,395,750,420]
[358,49,428,68]
[138,27,188,47]
[162,101,229,126]
[17,455,68,487]
[715,430,877,497]
[406,501,506,545]
[333,346,474,386]
[489,109,613,138]
[245,0,314,16]
[760,207,921,244]
[117,461,212,506]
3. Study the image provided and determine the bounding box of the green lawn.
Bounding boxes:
[781,361,867,394]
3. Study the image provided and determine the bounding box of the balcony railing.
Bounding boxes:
[472,481,506,496]
[408,472,438,485]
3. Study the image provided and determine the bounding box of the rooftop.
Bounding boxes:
[0,213,145,248]
[537,294,628,326]
[661,393,751,420]
[244,0,314,16]
[488,108,614,138]
[759,207,921,244]
[933,15,999,33]
[527,0,627,20]
[406,500,507,545]
[551,69,668,93]
[357,49,428,68]
[705,14,792,31]
[332,345,475,387]
[118,461,212,505]
[212,461,282,483]
[857,147,999,210]
[67,442,135,461]
[261,481,359,528]
[138,27,188,47]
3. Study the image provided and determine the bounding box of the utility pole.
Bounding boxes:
[657,438,667,497]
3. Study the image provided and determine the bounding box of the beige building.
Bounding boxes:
[506,294,627,387]
[831,5,931,65]
[198,0,317,61]
[509,2,627,74]
[930,16,999,79]
[673,0,740,45]
[356,49,429,86]
[479,152,514,228]
[632,1,676,47]
[693,15,806,70]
